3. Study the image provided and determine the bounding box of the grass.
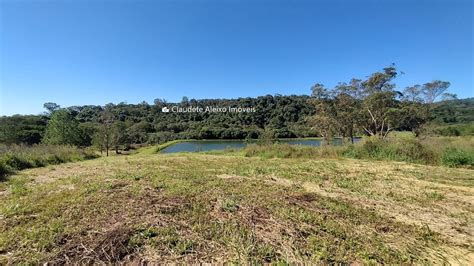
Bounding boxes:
[243,134,474,168]
[136,140,187,155]
[0,144,98,180]
[0,151,472,264]
[244,143,347,159]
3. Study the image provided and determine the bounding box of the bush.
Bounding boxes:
[4,154,34,170]
[0,144,99,180]
[0,161,12,181]
[343,136,438,164]
[441,148,474,168]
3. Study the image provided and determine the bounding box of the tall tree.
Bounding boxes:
[359,65,401,139]
[422,80,451,104]
[399,85,429,136]
[98,107,115,156]
[361,65,398,94]
[43,102,61,116]
[311,83,329,100]
[112,120,128,153]
[42,109,82,145]
[309,84,336,144]
[333,83,360,143]
[361,91,399,139]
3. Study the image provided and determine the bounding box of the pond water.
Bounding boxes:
[160,138,360,154]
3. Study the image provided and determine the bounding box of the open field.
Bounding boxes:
[0,152,473,264]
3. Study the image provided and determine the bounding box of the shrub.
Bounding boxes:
[441,148,474,168]
[0,144,98,180]
[4,154,34,170]
[344,136,437,164]
[0,160,12,181]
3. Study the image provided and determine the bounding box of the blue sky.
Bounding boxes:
[0,0,472,115]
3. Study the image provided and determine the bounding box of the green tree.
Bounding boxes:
[400,81,455,136]
[361,91,399,139]
[42,109,82,145]
[112,120,129,153]
[311,83,329,100]
[43,102,61,115]
[399,85,429,136]
[98,107,115,156]
[309,84,336,144]
[0,115,47,144]
[359,65,401,139]
[333,83,361,143]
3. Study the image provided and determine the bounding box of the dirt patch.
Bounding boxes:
[52,224,135,264]
[47,185,191,264]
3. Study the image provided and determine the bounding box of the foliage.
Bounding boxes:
[441,148,474,168]
[345,135,473,167]
[42,110,83,145]
[308,66,402,140]
[343,136,438,165]
[430,98,474,124]
[0,144,98,180]
[0,115,47,145]
[1,69,472,147]
[307,65,462,140]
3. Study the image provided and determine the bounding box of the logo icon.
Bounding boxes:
[161,107,170,113]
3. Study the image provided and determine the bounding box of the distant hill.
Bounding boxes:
[431,97,474,124]
[1,96,473,145]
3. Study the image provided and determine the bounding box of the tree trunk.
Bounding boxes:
[350,127,354,144]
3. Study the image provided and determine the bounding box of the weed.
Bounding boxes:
[221,198,240,212]
[424,191,445,201]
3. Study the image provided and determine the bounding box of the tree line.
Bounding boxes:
[1,65,469,155]
[308,65,457,144]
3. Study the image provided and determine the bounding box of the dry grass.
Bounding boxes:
[0,144,98,180]
[0,152,473,264]
[243,135,474,168]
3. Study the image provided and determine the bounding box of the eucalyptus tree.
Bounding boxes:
[399,81,454,136]
[98,105,115,156]
[422,80,451,104]
[333,82,361,143]
[359,65,401,139]
[309,84,336,144]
